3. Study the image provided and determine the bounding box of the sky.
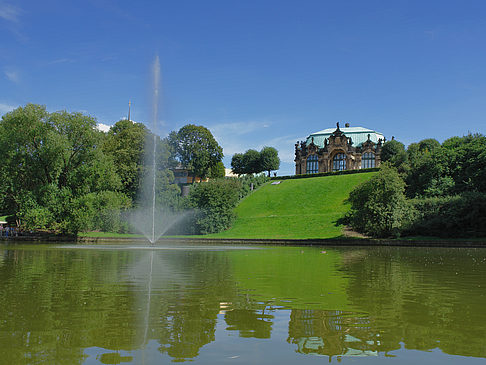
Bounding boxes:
[1,0,486,175]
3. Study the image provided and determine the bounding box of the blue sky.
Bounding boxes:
[1,0,486,175]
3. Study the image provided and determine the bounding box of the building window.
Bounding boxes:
[333,153,346,171]
[361,152,375,169]
[306,154,318,174]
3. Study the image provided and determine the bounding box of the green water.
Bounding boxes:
[0,243,485,364]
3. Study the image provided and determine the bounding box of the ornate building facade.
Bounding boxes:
[295,123,385,174]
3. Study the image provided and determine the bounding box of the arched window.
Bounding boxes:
[333,153,346,171]
[361,152,375,168]
[306,154,318,174]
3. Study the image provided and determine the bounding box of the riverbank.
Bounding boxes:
[2,233,485,248]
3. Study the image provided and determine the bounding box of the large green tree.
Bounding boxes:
[259,146,280,177]
[241,149,261,174]
[380,139,407,171]
[0,104,124,233]
[168,124,223,183]
[346,164,411,237]
[231,153,245,176]
[102,119,148,200]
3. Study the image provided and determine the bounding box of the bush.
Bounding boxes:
[272,168,379,181]
[236,174,269,199]
[346,164,412,237]
[406,192,486,237]
[64,191,131,234]
[188,179,242,234]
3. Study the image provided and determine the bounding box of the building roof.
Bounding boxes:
[306,126,385,148]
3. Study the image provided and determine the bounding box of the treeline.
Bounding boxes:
[0,104,269,235]
[231,147,280,176]
[345,135,486,238]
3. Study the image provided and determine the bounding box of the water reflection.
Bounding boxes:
[288,310,378,358]
[0,244,485,364]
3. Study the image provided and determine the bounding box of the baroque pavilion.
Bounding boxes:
[294,122,386,175]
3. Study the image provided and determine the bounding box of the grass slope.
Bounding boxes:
[208,172,376,239]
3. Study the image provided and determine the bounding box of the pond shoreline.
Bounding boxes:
[3,235,485,248]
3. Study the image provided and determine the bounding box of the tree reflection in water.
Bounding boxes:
[0,245,485,364]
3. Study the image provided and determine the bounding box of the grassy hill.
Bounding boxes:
[207,172,376,239]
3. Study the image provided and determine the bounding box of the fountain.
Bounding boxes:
[128,55,188,244]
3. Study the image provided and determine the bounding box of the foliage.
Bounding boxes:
[231,153,245,175]
[188,179,242,234]
[380,139,407,171]
[273,168,379,180]
[346,165,411,237]
[235,174,269,199]
[136,138,183,213]
[406,192,486,237]
[65,191,131,233]
[231,146,280,176]
[210,161,226,178]
[102,119,148,200]
[168,124,223,182]
[0,104,123,234]
[440,133,486,193]
[405,134,486,198]
[241,149,261,174]
[259,146,280,177]
[346,134,486,238]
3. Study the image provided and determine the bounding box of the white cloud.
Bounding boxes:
[208,120,274,156]
[208,119,303,171]
[0,102,16,115]
[0,3,21,23]
[260,135,304,164]
[210,120,271,138]
[4,69,19,83]
[96,123,111,132]
[48,58,74,65]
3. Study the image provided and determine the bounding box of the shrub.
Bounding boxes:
[236,174,269,199]
[406,192,486,237]
[346,164,412,237]
[188,179,242,234]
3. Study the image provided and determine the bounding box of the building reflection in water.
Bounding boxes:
[287,309,378,360]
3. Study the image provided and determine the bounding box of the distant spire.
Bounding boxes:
[128,100,131,121]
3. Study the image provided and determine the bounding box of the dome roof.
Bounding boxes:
[306,126,385,148]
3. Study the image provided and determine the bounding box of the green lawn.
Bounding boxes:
[207,172,376,239]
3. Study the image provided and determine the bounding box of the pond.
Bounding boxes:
[0,242,485,364]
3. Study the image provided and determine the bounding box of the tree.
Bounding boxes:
[188,179,242,234]
[242,149,261,174]
[346,164,411,237]
[210,161,226,178]
[380,140,407,170]
[168,124,223,183]
[0,104,122,234]
[231,153,245,176]
[440,133,486,193]
[102,119,148,200]
[259,146,280,177]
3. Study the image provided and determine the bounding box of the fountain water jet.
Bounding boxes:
[128,55,189,244]
[150,56,160,244]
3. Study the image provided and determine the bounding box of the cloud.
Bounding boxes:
[4,69,19,83]
[96,123,112,132]
[208,119,303,170]
[0,3,21,23]
[260,135,304,164]
[0,3,26,41]
[424,29,437,41]
[48,58,75,65]
[208,120,272,157]
[210,120,271,138]
[0,102,16,115]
